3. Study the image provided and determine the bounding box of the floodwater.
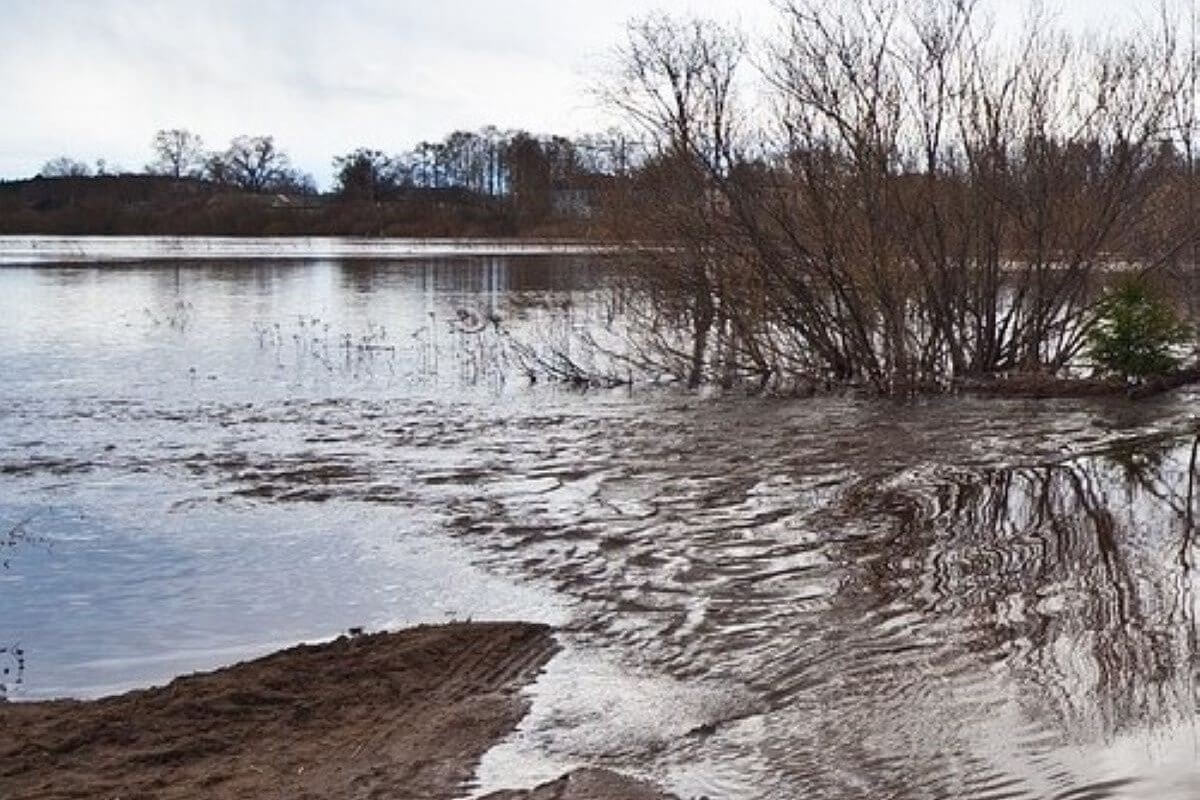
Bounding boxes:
[0,234,616,265]
[3,239,1200,799]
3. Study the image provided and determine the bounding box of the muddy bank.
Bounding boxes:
[0,622,585,800]
[955,366,1200,400]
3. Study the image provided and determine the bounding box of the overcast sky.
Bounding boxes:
[0,0,1163,189]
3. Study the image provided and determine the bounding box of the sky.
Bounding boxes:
[0,0,1166,190]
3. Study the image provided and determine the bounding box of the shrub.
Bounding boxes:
[1087,277,1189,380]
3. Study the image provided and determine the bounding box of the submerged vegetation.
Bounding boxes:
[1,516,35,700]
[598,0,1200,396]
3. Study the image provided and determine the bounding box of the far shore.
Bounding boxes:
[0,234,631,268]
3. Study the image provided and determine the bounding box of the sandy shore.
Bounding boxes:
[0,622,675,800]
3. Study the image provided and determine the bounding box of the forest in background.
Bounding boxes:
[0,127,638,237]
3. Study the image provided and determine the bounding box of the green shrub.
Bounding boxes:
[1087,277,1189,380]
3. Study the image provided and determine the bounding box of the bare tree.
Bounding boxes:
[39,156,91,178]
[221,135,291,192]
[601,13,748,387]
[332,148,398,201]
[147,128,205,178]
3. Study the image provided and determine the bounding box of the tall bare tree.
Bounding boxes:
[39,156,91,177]
[147,128,205,179]
[221,135,290,192]
[602,13,747,387]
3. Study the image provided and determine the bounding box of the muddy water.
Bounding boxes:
[3,249,1200,798]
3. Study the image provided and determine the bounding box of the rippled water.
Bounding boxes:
[3,245,1200,799]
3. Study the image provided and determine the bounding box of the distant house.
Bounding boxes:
[270,193,325,210]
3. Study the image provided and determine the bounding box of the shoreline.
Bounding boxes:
[0,622,674,800]
[0,234,626,267]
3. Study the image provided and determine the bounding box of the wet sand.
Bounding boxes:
[0,622,673,800]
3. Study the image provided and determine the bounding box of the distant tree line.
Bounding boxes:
[143,130,316,194]
[39,130,315,195]
[9,122,650,236]
[328,127,637,219]
[34,126,639,204]
[21,124,647,232]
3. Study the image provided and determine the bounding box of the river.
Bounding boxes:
[1,238,1199,799]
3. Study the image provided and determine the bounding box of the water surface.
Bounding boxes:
[2,244,1200,799]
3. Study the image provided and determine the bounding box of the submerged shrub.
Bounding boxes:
[1087,278,1189,380]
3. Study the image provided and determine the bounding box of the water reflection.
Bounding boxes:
[790,436,1200,797]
